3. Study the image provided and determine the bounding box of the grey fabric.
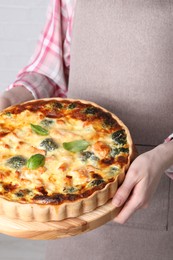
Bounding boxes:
[169,180,173,231]
[46,0,173,259]
[46,226,173,260]
[68,0,173,146]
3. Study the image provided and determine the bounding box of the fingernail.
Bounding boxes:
[112,198,121,207]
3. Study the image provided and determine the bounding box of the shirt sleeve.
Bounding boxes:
[164,133,173,180]
[7,0,74,99]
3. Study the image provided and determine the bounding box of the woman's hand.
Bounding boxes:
[0,96,11,110]
[112,142,173,224]
[0,86,34,111]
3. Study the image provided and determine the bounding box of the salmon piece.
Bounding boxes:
[15,171,21,179]
[93,141,110,158]
[16,142,46,156]
[51,128,80,138]
[30,146,46,156]
[8,132,19,142]
[21,166,46,174]
[20,178,32,185]
[0,173,5,180]
[38,166,47,174]
[3,144,10,149]
[78,169,89,180]
[56,119,65,125]
[69,168,89,185]
[59,163,69,172]
[83,121,91,127]
[45,155,56,161]
[25,128,33,137]
[51,129,66,136]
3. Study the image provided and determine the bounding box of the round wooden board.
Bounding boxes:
[0,200,121,240]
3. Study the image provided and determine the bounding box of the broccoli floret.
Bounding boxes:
[112,130,126,145]
[40,138,58,152]
[68,103,76,109]
[80,151,99,162]
[89,179,105,187]
[7,156,26,169]
[63,187,78,194]
[110,147,129,157]
[84,107,98,115]
[40,119,54,128]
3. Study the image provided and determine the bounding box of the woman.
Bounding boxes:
[0,1,173,259]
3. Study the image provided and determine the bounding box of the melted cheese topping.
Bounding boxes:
[0,100,130,204]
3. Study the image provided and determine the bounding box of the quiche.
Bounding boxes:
[0,98,134,222]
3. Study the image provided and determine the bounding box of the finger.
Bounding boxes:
[113,180,148,224]
[0,96,11,110]
[112,168,138,207]
[113,197,136,224]
[113,190,144,224]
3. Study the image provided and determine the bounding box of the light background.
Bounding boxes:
[0,1,49,259]
[0,0,49,92]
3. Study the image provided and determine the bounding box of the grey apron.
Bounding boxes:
[46,1,173,259]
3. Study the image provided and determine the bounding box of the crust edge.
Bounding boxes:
[0,172,124,222]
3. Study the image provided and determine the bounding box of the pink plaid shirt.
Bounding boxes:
[8,0,76,99]
[8,0,173,178]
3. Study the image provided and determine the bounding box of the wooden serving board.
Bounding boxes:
[0,200,121,240]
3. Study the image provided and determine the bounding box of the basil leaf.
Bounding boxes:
[27,154,45,170]
[63,140,89,152]
[31,124,49,136]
